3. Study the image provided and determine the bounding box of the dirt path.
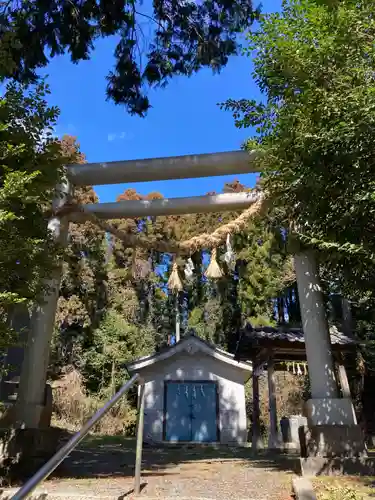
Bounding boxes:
[6,439,297,500]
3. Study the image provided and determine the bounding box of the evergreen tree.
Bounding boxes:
[0,0,259,115]
[82,309,155,395]
[0,81,64,347]
[51,136,108,374]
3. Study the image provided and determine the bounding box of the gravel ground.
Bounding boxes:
[4,440,297,500]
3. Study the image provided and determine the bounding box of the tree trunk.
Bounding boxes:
[277,296,284,324]
[110,359,116,397]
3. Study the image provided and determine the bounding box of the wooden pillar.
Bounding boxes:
[341,298,353,338]
[134,383,145,495]
[337,363,351,399]
[252,361,262,451]
[267,356,279,449]
[336,354,358,425]
[335,353,352,399]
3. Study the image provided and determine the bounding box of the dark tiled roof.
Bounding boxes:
[240,324,356,346]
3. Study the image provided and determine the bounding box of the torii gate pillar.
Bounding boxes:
[15,179,71,428]
[294,251,367,474]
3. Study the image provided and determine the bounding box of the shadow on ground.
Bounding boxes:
[54,436,301,480]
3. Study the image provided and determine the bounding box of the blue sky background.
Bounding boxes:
[41,0,281,202]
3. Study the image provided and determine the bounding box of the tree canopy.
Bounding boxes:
[220,1,375,426]
[0,81,66,345]
[0,0,260,115]
[222,0,375,305]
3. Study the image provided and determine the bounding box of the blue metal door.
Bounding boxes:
[191,382,218,442]
[164,382,218,442]
[165,382,192,441]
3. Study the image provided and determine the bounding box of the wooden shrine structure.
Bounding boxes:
[234,324,358,449]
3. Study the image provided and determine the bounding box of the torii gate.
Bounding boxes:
[15,149,359,456]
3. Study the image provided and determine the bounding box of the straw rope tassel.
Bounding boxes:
[168,258,183,292]
[205,248,223,279]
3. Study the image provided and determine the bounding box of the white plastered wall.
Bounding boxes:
[138,351,248,445]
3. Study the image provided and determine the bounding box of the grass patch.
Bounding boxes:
[313,476,375,500]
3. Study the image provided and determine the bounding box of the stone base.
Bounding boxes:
[252,436,265,451]
[299,425,367,458]
[0,427,70,485]
[304,398,356,426]
[300,456,375,476]
[282,442,300,453]
[0,384,53,429]
[292,477,317,500]
[268,436,283,450]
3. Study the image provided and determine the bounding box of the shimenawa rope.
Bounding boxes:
[56,193,265,255]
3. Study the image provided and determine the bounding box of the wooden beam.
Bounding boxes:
[67,150,260,186]
[254,348,269,367]
[335,353,352,399]
[337,363,351,399]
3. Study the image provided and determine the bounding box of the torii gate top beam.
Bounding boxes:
[67,150,260,187]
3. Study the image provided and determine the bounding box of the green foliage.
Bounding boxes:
[247,315,275,327]
[222,0,375,434]
[188,298,225,345]
[0,80,64,346]
[235,217,288,320]
[222,0,375,305]
[82,309,155,395]
[50,136,108,374]
[0,0,260,115]
[186,217,292,344]
[188,307,206,337]
[318,485,363,500]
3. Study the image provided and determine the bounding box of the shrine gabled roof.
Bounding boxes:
[238,324,356,346]
[126,333,252,373]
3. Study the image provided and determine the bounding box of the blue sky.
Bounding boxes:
[42,0,281,203]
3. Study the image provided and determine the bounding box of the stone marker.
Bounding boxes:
[292,477,317,500]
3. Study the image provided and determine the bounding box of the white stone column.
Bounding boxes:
[15,179,71,428]
[294,251,356,425]
[294,251,338,399]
